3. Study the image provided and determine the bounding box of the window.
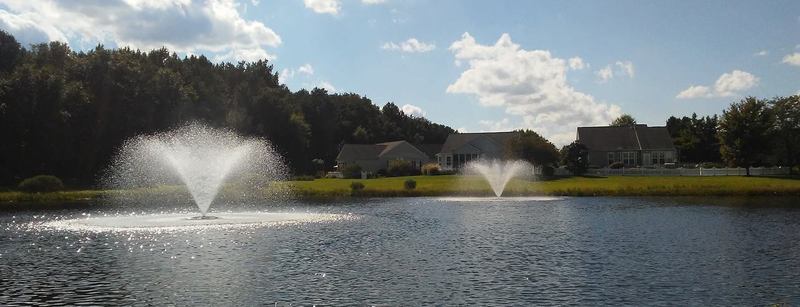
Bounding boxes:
[652,152,665,165]
[621,152,637,166]
[446,156,452,166]
[607,152,615,165]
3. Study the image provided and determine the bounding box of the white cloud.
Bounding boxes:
[456,127,469,133]
[568,57,586,70]
[754,50,768,56]
[446,32,622,146]
[783,53,800,66]
[676,85,712,99]
[594,60,634,82]
[382,38,435,53]
[615,61,634,78]
[362,0,386,4]
[279,63,315,81]
[676,70,759,99]
[0,0,281,62]
[400,104,425,117]
[317,81,337,92]
[297,63,314,75]
[304,0,341,15]
[595,65,614,82]
[479,118,517,132]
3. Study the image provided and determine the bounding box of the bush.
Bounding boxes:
[291,175,316,181]
[421,163,440,176]
[609,162,625,169]
[541,165,555,177]
[18,175,64,193]
[387,159,419,177]
[341,164,363,179]
[404,179,417,190]
[350,181,365,195]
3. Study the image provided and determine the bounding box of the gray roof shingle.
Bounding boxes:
[577,124,675,151]
[438,132,518,154]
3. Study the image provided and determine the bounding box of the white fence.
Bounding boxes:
[554,167,791,177]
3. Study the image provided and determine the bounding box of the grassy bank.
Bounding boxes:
[1,175,799,203]
[287,175,800,198]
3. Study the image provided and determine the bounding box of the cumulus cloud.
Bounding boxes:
[0,0,281,62]
[594,60,634,82]
[382,38,435,53]
[783,53,800,66]
[446,32,622,145]
[479,118,517,132]
[676,70,759,99]
[595,65,614,82]
[400,104,425,117]
[362,0,386,4]
[615,61,634,78]
[279,63,315,81]
[567,57,586,70]
[317,81,337,93]
[304,0,341,15]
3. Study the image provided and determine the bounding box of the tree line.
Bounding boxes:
[0,31,454,186]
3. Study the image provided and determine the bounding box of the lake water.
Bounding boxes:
[1,196,799,305]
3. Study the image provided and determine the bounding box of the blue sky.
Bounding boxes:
[1,0,798,144]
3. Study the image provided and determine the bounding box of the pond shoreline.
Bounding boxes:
[2,175,800,204]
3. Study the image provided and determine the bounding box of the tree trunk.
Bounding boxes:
[746,166,751,176]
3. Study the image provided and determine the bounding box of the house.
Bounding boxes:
[336,140,431,173]
[576,124,677,168]
[436,132,518,170]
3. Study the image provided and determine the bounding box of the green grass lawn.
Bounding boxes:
[287,175,800,197]
[1,175,799,203]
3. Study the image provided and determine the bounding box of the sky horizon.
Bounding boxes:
[1,0,798,145]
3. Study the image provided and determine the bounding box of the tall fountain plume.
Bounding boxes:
[466,160,533,197]
[103,123,288,217]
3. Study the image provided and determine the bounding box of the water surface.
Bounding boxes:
[1,196,799,305]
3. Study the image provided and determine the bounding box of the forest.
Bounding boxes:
[0,31,454,186]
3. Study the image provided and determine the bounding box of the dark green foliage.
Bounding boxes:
[18,175,64,193]
[609,162,625,169]
[560,141,588,175]
[611,114,636,126]
[718,97,774,176]
[541,166,555,178]
[504,130,559,166]
[292,175,316,181]
[666,113,721,163]
[421,163,440,175]
[0,33,454,185]
[769,95,800,171]
[350,181,365,194]
[387,159,419,177]
[341,164,363,179]
[404,179,417,190]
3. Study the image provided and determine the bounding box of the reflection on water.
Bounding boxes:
[1,196,799,305]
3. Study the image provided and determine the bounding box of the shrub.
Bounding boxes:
[341,164,363,179]
[291,175,315,181]
[387,159,419,177]
[350,181,365,195]
[541,165,555,177]
[609,162,625,169]
[18,175,64,193]
[404,179,417,190]
[421,163,440,176]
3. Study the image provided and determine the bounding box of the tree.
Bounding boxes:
[611,114,636,126]
[666,113,721,163]
[560,142,589,175]
[0,30,22,74]
[505,130,559,166]
[769,95,800,171]
[717,97,774,176]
